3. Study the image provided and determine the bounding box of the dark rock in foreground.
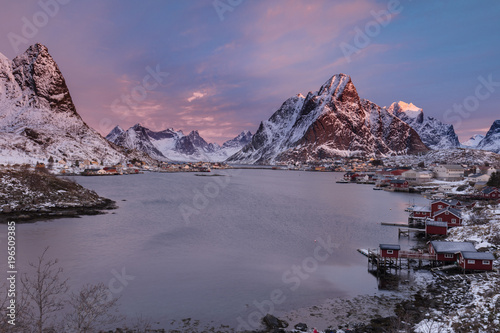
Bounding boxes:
[0,167,116,222]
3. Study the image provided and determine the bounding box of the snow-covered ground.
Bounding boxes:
[383,148,500,167]
[412,203,500,332]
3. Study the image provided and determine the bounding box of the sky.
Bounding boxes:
[0,0,499,144]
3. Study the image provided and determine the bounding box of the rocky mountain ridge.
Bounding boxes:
[387,101,460,150]
[228,74,429,164]
[476,119,500,153]
[0,43,151,165]
[106,124,252,162]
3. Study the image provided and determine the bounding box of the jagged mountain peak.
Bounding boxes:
[132,123,145,129]
[461,134,485,148]
[12,43,79,117]
[490,119,500,129]
[387,100,459,149]
[228,73,428,164]
[0,43,152,165]
[105,125,125,142]
[388,101,423,119]
[476,119,500,153]
[318,73,351,97]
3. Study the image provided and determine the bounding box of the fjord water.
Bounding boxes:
[6,170,428,327]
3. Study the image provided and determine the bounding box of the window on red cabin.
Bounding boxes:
[483,260,490,265]
[387,250,393,254]
[444,254,454,259]
[437,218,442,221]
[451,219,456,223]
[467,259,475,264]
[438,205,443,209]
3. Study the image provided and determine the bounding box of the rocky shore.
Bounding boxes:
[0,166,117,223]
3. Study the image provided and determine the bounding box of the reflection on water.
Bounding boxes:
[1,170,429,327]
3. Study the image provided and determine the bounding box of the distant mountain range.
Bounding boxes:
[387,101,460,150]
[461,134,485,148]
[460,121,500,153]
[0,44,499,166]
[0,43,151,165]
[106,124,252,162]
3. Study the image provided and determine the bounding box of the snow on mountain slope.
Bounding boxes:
[461,134,485,148]
[0,44,148,165]
[107,124,252,162]
[105,125,125,143]
[476,120,500,153]
[387,101,460,149]
[228,74,428,164]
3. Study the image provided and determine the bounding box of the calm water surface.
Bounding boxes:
[1,170,429,327]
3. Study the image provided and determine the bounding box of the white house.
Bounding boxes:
[467,173,491,182]
[433,165,465,181]
[402,170,434,184]
[475,166,498,176]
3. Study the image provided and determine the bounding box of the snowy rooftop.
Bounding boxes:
[380,244,401,250]
[460,251,495,260]
[430,241,476,253]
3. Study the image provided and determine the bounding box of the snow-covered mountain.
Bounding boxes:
[461,134,485,148]
[387,101,460,149]
[106,124,252,162]
[476,120,500,153]
[228,74,428,164]
[0,43,149,165]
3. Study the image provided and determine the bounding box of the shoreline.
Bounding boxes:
[0,198,117,223]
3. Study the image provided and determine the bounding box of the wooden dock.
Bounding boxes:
[357,248,437,272]
[431,264,457,272]
[398,227,425,238]
[381,222,410,227]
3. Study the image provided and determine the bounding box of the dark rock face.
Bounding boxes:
[116,124,165,158]
[175,135,198,155]
[12,43,80,117]
[262,314,288,329]
[476,119,500,153]
[222,131,252,149]
[0,43,139,164]
[188,130,209,149]
[229,74,429,164]
[294,322,308,331]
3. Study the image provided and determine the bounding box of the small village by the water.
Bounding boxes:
[2,1,500,331]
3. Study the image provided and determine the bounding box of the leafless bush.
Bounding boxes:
[20,247,69,333]
[63,283,122,333]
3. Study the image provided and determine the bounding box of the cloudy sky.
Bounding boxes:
[1,0,499,144]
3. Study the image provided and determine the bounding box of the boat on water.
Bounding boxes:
[336,179,350,184]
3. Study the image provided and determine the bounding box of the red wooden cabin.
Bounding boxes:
[433,207,462,227]
[458,251,495,271]
[481,186,500,200]
[428,241,476,262]
[379,244,400,258]
[425,221,448,236]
